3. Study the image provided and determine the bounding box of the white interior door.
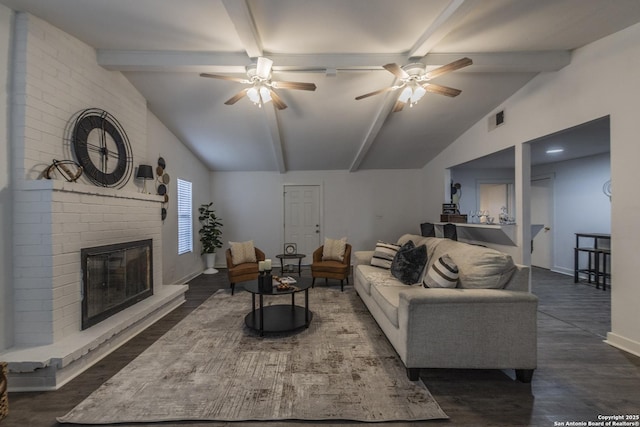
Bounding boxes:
[531,176,553,269]
[284,185,321,263]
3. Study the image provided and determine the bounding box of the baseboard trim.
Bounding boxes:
[604,332,640,357]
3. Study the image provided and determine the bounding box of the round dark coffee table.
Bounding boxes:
[244,278,313,336]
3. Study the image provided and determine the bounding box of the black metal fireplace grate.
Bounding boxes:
[81,239,153,329]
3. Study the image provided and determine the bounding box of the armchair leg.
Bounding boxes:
[231,282,235,295]
[312,277,315,288]
[340,280,344,292]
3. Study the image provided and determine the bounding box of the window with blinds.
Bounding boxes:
[177,178,193,255]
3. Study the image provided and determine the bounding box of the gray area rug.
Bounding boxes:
[58,286,448,424]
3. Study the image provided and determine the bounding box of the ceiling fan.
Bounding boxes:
[200,57,317,110]
[355,57,472,112]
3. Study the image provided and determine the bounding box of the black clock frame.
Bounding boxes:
[71,108,133,188]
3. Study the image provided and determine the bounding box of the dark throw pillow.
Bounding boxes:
[390,240,428,285]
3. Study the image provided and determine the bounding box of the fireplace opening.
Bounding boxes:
[81,239,153,329]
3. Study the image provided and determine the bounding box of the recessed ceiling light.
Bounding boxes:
[546,148,564,154]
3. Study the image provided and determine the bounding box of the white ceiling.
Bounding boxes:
[2,0,639,172]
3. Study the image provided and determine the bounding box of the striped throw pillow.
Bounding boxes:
[423,254,459,288]
[371,241,401,269]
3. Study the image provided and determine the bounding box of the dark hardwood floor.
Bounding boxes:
[3,267,639,427]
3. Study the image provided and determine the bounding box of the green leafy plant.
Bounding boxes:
[198,202,223,254]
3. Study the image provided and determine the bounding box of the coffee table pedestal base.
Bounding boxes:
[245,305,312,336]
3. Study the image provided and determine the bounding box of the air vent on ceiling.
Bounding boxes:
[488,109,505,131]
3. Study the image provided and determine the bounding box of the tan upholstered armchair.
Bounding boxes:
[225,247,265,295]
[310,244,352,292]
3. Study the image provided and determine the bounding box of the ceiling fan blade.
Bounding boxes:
[200,73,248,83]
[392,101,406,113]
[269,90,288,110]
[224,88,249,105]
[383,63,410,79]
[272,81,317,91]
[425,57,472,80]
[256,57,273,79]
[355,86,394,100]
[424,83,462,97]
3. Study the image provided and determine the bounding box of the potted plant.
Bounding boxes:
[198,202,223,274]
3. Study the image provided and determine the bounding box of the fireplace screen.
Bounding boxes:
[81,239,153,329]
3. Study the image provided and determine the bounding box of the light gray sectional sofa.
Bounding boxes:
[353,234,538,382]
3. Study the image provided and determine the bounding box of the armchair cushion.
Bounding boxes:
[322,237,347,261]
[229,240,257,265]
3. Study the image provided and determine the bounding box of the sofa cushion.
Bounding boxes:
[229,240,256,265]
[370,283,405,328]
[390,240,428,285]
[423,254,459,288]
[371,241,401,269]
[432,239,516,289]
[322,237,347,261]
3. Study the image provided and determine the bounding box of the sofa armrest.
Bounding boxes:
[354,250,374,267]
[399,287,538,306]
[397,288,538,369]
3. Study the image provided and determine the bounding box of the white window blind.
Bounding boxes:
[177,178,193,255]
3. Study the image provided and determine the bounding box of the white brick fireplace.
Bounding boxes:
[1,13,188,390]
[4,180,187,390]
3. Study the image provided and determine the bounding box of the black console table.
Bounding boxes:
[574,233,611,290]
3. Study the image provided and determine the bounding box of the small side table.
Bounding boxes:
[275,253,306,276]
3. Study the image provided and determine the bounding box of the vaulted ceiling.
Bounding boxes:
[3,0,640,172]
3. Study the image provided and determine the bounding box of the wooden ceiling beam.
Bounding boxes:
[97,51,570,73]
[409,0,479,59]
[221,0,263,59]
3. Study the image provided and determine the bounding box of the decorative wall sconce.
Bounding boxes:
[136,164,153,193]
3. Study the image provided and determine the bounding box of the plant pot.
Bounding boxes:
[203,252,218,274]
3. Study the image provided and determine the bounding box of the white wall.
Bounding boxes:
[146,111,212,284]
[0,4,12,351]
[533,153,611,275]
[210,169,425,264]
[422,23,640,356]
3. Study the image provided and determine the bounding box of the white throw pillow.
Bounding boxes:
[423,254,459,288]
[322,237,347,262]
[229,240,257,265]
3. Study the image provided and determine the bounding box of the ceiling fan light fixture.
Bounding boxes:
[247,87,260,104]
[259,86,272,103]
[411,85,427,104]
[398,87,412,104]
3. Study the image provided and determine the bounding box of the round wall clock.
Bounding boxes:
[71,108,133,188]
